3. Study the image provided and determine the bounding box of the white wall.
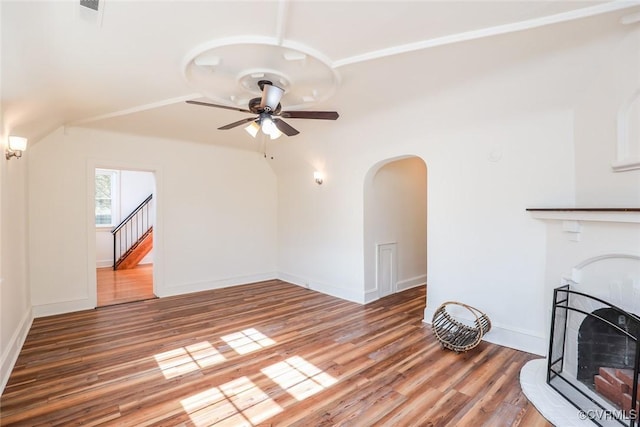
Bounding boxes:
[275,23,612,354]
[95,169,155,268]
[0,137,32,393]
[274,18,640,356]
[363,157,427,301]
[29,127,278,316]
[574,25,640,204]
[0,0,32,394]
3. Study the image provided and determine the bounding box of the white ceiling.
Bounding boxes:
[2,0,639,148]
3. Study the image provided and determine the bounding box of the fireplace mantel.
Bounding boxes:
[527,208,640,224]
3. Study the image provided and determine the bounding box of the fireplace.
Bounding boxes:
[548,285,640,426]
[520,208,640,426]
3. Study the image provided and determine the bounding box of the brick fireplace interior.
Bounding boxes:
[578,308,640,414]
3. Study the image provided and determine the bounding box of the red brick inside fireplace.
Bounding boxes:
[595,367,640,412]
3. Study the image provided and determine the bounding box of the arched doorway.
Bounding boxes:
[363,156,427,301]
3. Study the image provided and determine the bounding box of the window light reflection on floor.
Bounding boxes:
[220,328,276,355]
[261,356,337,401]
[154,341,226,379]
[180,376,283,427]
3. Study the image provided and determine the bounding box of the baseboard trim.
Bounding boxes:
[364,289,378,303]
[96,260,112,268]
[397,275,427,291]
[158,272,278,298]
[33,298,95,318]
[423,306,546,356]
[1,307,33,394]
[278,272,364,304]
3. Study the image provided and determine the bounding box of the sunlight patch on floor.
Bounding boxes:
[261,355,337,401]
[180,376,283,426]
[154,341,226,379]
[221,328,276,355]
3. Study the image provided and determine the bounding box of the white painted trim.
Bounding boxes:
[613,88,640,172]
[397,274,427,291]
[334,1,640,68]
[33,298,95,318]
[0,307,33,394]
[86,158,163,308]
[364,289,379,304]
[69,93,202,126]
[612,160,640,172]
[159,272,278,298]
[529,210,640,223]
[376,243,397,298]
[180,37,340,110]
[96,259,113,268]
[572,252,640,272]
[423,307,546,356]
[278,272,365,304]
[275,0,289,46]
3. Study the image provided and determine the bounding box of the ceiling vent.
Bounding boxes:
[80,0,99,11]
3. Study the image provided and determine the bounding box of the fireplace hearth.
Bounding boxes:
[548,285,640,426]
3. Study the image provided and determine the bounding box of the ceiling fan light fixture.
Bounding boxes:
[269,126,282,140]
[244,121,260,138]
[260,83,285,111]
[261,116,282,139]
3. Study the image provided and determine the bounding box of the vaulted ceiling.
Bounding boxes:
[2,1,639,149]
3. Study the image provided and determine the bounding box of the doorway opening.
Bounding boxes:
[364,156,427,301]
[95,168,156,306]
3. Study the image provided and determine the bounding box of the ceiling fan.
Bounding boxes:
[186,80,339,139]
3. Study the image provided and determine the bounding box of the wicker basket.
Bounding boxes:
[431,301,491,353]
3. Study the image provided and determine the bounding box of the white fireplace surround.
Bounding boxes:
[522,208,640,426]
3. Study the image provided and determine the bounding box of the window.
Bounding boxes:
[95,169,118,227]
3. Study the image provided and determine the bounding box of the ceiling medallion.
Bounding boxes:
[182,38,340,110]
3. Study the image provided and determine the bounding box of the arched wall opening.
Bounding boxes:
[363,155,427,303]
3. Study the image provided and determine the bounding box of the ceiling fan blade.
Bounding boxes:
[260,84,284,112]
[273,118,300,136]
[218,117,258,130]
[186,100,252,114]
[280,111,339,120]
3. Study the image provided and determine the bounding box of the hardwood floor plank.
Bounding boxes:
[97,264,155,307]
[1,281,552,426]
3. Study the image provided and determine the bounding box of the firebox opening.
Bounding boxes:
[578,308,640,412]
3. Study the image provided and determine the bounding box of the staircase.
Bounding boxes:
[115,227,153,270]
[112,194,153,270]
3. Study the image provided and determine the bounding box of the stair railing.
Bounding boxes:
[112,194,153,270]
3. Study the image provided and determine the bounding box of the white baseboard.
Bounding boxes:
[397,274,427,291]
[33,298,95,318]
[364,289,379,303]
[96,259,112,268]
[158,272,278,298]
[1,307,33,394]
[278,272,365,304]
[423,306,546,356]
[97,260,153,269]
[363,275,426,304]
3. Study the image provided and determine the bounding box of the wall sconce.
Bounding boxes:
[5,136,28,160]
[314,171,324,185]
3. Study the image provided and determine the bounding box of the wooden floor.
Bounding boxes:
[97,264,155,307]
[1,281,551,426]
